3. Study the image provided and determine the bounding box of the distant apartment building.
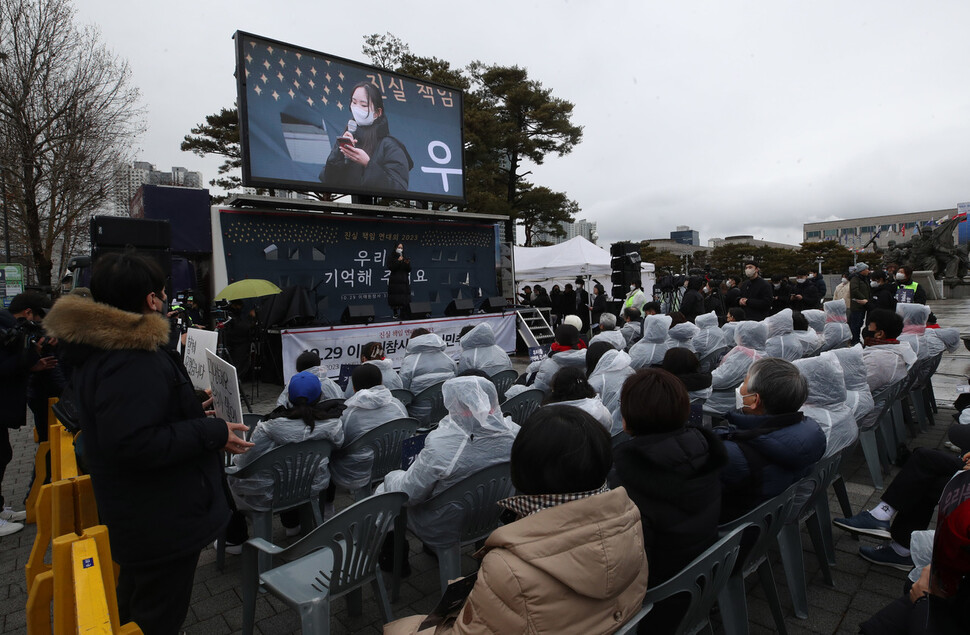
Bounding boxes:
[535,218,598,245]
[112,161,203,214]
[803,208,966,251]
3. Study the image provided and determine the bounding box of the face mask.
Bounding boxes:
[808,273,815,279]
[395,248,403,255]
[735,385,750,411]
[703,286,710,295]
[863,329,878,341]
[895,272,905,281]
[351,104,375,126]
[841,277,848,284]
[870,281,879,288]
[630,284,636,291]
[796,278,806,284]
[745,268,757,279]
[773,283,781,290]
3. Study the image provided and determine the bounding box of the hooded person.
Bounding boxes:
[629,314,672,369]
[229,371,345,511]
[821,300,851,351]
[693,311,728,370]
[329,364,409,491]
[343,342,403,397]
[665,319,700,353]
[589,312,628,351]
[277,351,344,408]
[792,310,824,357]
[802,309,826,336]
[793,356,858,457]
[662,347,713,403]
[764,308,803,362]
[896,303,931,360]
[720,320,740,347]
[531,325,589,395]
[456,322,513,377]
[544,366,614,431]
[376,376,519,548]
[399,331,457,395]
[587,342,635,435]
[619,307,643,349]
[861,309,917,392]
[821,345,875,423]
[705,321,768,416]
[924,326,961,358]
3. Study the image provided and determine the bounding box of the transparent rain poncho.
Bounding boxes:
[588,349,635,434]
[399,333,457,395]
[620,320,643,349]
[629,314,672,369]
[666,321,700,353]
[343,358,403,398]
[532,349,588,396]
[821,345,874,423]
[457,323,513,377]
[589,329,628,351]
[376,376,519,547]
[705,321,767,415]
[821,301,851,351]
[693,311,728,360]
[546,397,614,432]
[764,309,803,361]
[924,327,961,357]
[329,385,410,490]
[720,321,740,345]
[802,309,826,335]
[794,356,858,457]
[794,327,824,358]
[862,340,917,393]
[278,365,345,408]
[896,303,931,360]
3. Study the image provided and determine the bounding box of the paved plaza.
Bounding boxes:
[3,300,969,634]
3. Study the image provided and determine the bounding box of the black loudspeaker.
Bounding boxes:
[610,241,633,257]
[91,216,170,249]
[612,285,626,299]
[482,297,507,313]
[605,300,624,316]
[610,253,641,270]
[402,301,432,320]
[611,270,640,286]
[340,305,375,324]
[444,298,474,316]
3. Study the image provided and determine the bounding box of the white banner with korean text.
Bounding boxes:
[280,314,516,383]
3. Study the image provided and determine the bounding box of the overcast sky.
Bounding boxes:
[77,0,970,247]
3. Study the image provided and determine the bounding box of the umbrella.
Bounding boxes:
[215,279,282,302]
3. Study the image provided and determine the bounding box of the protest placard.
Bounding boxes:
[184,329,220,390]
[205,349,243,425]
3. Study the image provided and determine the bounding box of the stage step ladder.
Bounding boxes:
[515,308,555,349]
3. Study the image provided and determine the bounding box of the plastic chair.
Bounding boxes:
[423,462,514,594]
[776,453,843,619]
[339,417,420,501]
[488,369,519,402]
[615,523,748,635]
[240,492,407,635]
[697,346,728,373]
[717,484,799,635]
[219,439,334,573]
[500,388,544,425]
[241,413,263,440]
[408,381,447,425]
[390,388,413,407]
[857,381,902,489]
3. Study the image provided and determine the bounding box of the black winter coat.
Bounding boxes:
[679,289,706,323]
[790,279,820,311]
[0,310,40,429]
[44,295,230,566]
[387,256,412,309]
[320,135,414,192]
[739,276,773,321]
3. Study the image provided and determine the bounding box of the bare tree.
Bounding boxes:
[0,0,143,288]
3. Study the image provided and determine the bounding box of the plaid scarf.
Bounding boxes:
[497,483,610,519]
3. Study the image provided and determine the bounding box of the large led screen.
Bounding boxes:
[235,32,465,204]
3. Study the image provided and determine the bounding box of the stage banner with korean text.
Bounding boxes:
[235,31,464,204]
[217,208,498,324]
[280,314,516,382]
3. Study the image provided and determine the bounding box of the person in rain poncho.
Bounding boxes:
[693,311,728,371]
[629,314,672,369]
[589,312,628,351]
[662,347,713,403]
[861,309,917,393]
[821,300,851,352]
[764,308,803,361]
[230,372,345,512]
[376,376,519,547]
[793,356,858,457]
[531,324,588,396]
[343,342,402,397]
[329,364,409,492]
[802,309,826,336]
[896,303,931,360]
[923,326,961,358]
[705,321,768,416]
[620,307,643,349]
[792,310,824,357]
[665,314,700,353]
[587,342,635,435]
[544,366,614,432]
[277,350,344,408]
[456,322,513,377]
[720,319,740,347]
[399,329,457,395]
[822,345,875,423]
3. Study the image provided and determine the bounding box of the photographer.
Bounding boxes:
[0,292,56,535]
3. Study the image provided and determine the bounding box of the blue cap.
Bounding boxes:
[288,371,322,404]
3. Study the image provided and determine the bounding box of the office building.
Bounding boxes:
[803,208,964,251]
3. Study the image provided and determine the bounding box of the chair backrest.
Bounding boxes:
[275,492,408,597]
[500,389,544,425]
[425,462,514,546]
[228,439,334,512]
[241,413,263,440]
[697,347,728,373]
[860,379,904,430]
[409,381,447,424]
[792,452,843,523]
[390,388,414,407]
[719,483,798,577]
[488,369,519,402]
[341,417,420,486]
[631,523,748,635]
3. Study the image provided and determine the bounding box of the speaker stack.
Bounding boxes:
[610,242,641,299]
[90,216,172,280]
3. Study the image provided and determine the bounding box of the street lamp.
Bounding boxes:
[815,257,824,274]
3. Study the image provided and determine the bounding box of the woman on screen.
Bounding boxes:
[319,82,413,192]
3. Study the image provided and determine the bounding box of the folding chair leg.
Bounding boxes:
[890,400,908,442]
[832,475,852,518]
[716,575,749,635]
[372,575,394,624]
[777,523,809,619]
[805,513,834,586]
[910,390,929,432]
[298,598,330,635]
[923,388,935,425]
[435,544,463,596]
[757,560,788,635]
[241,545,259,635]
[814,494,837,566]
[927,382,938,414]
[391,510,406,602]
[858,430,885,490]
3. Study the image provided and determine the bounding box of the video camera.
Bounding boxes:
[0,318,46,353]
[168,289,193,335]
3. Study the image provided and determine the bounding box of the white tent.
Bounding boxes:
[514,236,655,298]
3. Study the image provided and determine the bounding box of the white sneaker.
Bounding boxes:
[0,506,27,522]
[0,518,24,537]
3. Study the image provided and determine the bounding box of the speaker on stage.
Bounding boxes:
[444,298,474,316]
[482,297,507,313]
[402,301,432,320]
[340,305,375,325]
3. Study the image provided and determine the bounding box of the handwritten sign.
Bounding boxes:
[184,329,220,390]
[205,349,243,424]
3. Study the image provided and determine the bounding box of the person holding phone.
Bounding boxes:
[319,82,413,192]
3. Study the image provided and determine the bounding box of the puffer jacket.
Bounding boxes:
[457,323,513,377]
[589,329,628,351]
[329,385,409,489]
[716,410,826,521]
[43,294,230,566]
[705,321,767,415]
[588,349,635,434]
[531,348,587,396]
[629,315,672,369]
[400,333,457,394]
[383,487,649,635]
[764,309,803,361]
